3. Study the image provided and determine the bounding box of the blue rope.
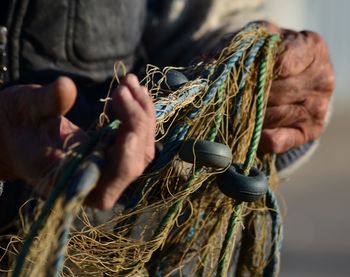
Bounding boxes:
[231,38,266,121]
[188,37,254,119]
[51,217,71,277]
[263,188,283,277]
[114,31,264,247]
[114,41,251,226]
[12,122,118,277]
[50,158,102,277]
[13,23,283,277]
[152,34,260,173]
[155,85,204,119]
[158,36,257,156]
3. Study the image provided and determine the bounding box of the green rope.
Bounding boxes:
[10,28,283,277]
[154,170,201,236]
[207,81,226,142]
[140,76,228,276]
[12,120,120,277]
[154,77,226,238]
[216,202,243,276]
[235,35,280,277]
[216,34,281,277]
[242,34,280,175]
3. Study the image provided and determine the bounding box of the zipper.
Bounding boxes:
[0,26,7,88]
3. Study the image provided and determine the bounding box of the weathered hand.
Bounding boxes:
[0,77,81,184]
[86,74,156,209]
[0,74,155,210]
[259,23,335,153]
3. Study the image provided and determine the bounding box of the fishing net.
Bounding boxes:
[1,23,283,277]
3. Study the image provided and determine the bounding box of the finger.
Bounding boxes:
[87,132,145,210]
[268,89,330,123]
[112,81,152,142]
[112,85,150,162]
[127,83,156,162]
[268,79,329,107]
[143,110,156,166]
[268,79,309,106]
[112,84,146,126]
[127,83,156,164]
[275,30,317,78]
[118,74,155,118]
[264,104,309,128]
[259,128,305,153]
[112,81,155,150]
[28,77,77,120]
[120,73,140,90]
[259,126,321,154]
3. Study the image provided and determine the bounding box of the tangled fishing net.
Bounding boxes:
[0,23,283,277]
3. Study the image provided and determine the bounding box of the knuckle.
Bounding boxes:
[296,104,309,123]
[306,125,322,141]
[304,97,329,126]
[275,52,291,77]
[301,30,323,45]
[323,71,336,92]
[299,126,308,142]
[270,140,284,154]
[261,21,280,33]
[265,106,283,120]
[263,132,284,154]
[298,124,316,144]
[314,98,329,122]
[128,111,147,128]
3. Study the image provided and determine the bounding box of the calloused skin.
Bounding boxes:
[0,22,335,210]
[0,74,155,210]
[259,22,335,153]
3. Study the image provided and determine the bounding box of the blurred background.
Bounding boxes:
[265,0,350,276]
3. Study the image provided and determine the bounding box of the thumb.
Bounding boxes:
[29,76,77,120]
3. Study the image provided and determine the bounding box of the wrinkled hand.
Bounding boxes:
[0,74,155,209]
[86,74,156,209]
[0,77,80,183]
[259,22,335,153]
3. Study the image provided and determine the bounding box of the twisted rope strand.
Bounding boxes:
[216,34,281,277]
[8,25,285,277]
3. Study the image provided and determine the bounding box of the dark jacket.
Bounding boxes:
[1,0,147,128]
